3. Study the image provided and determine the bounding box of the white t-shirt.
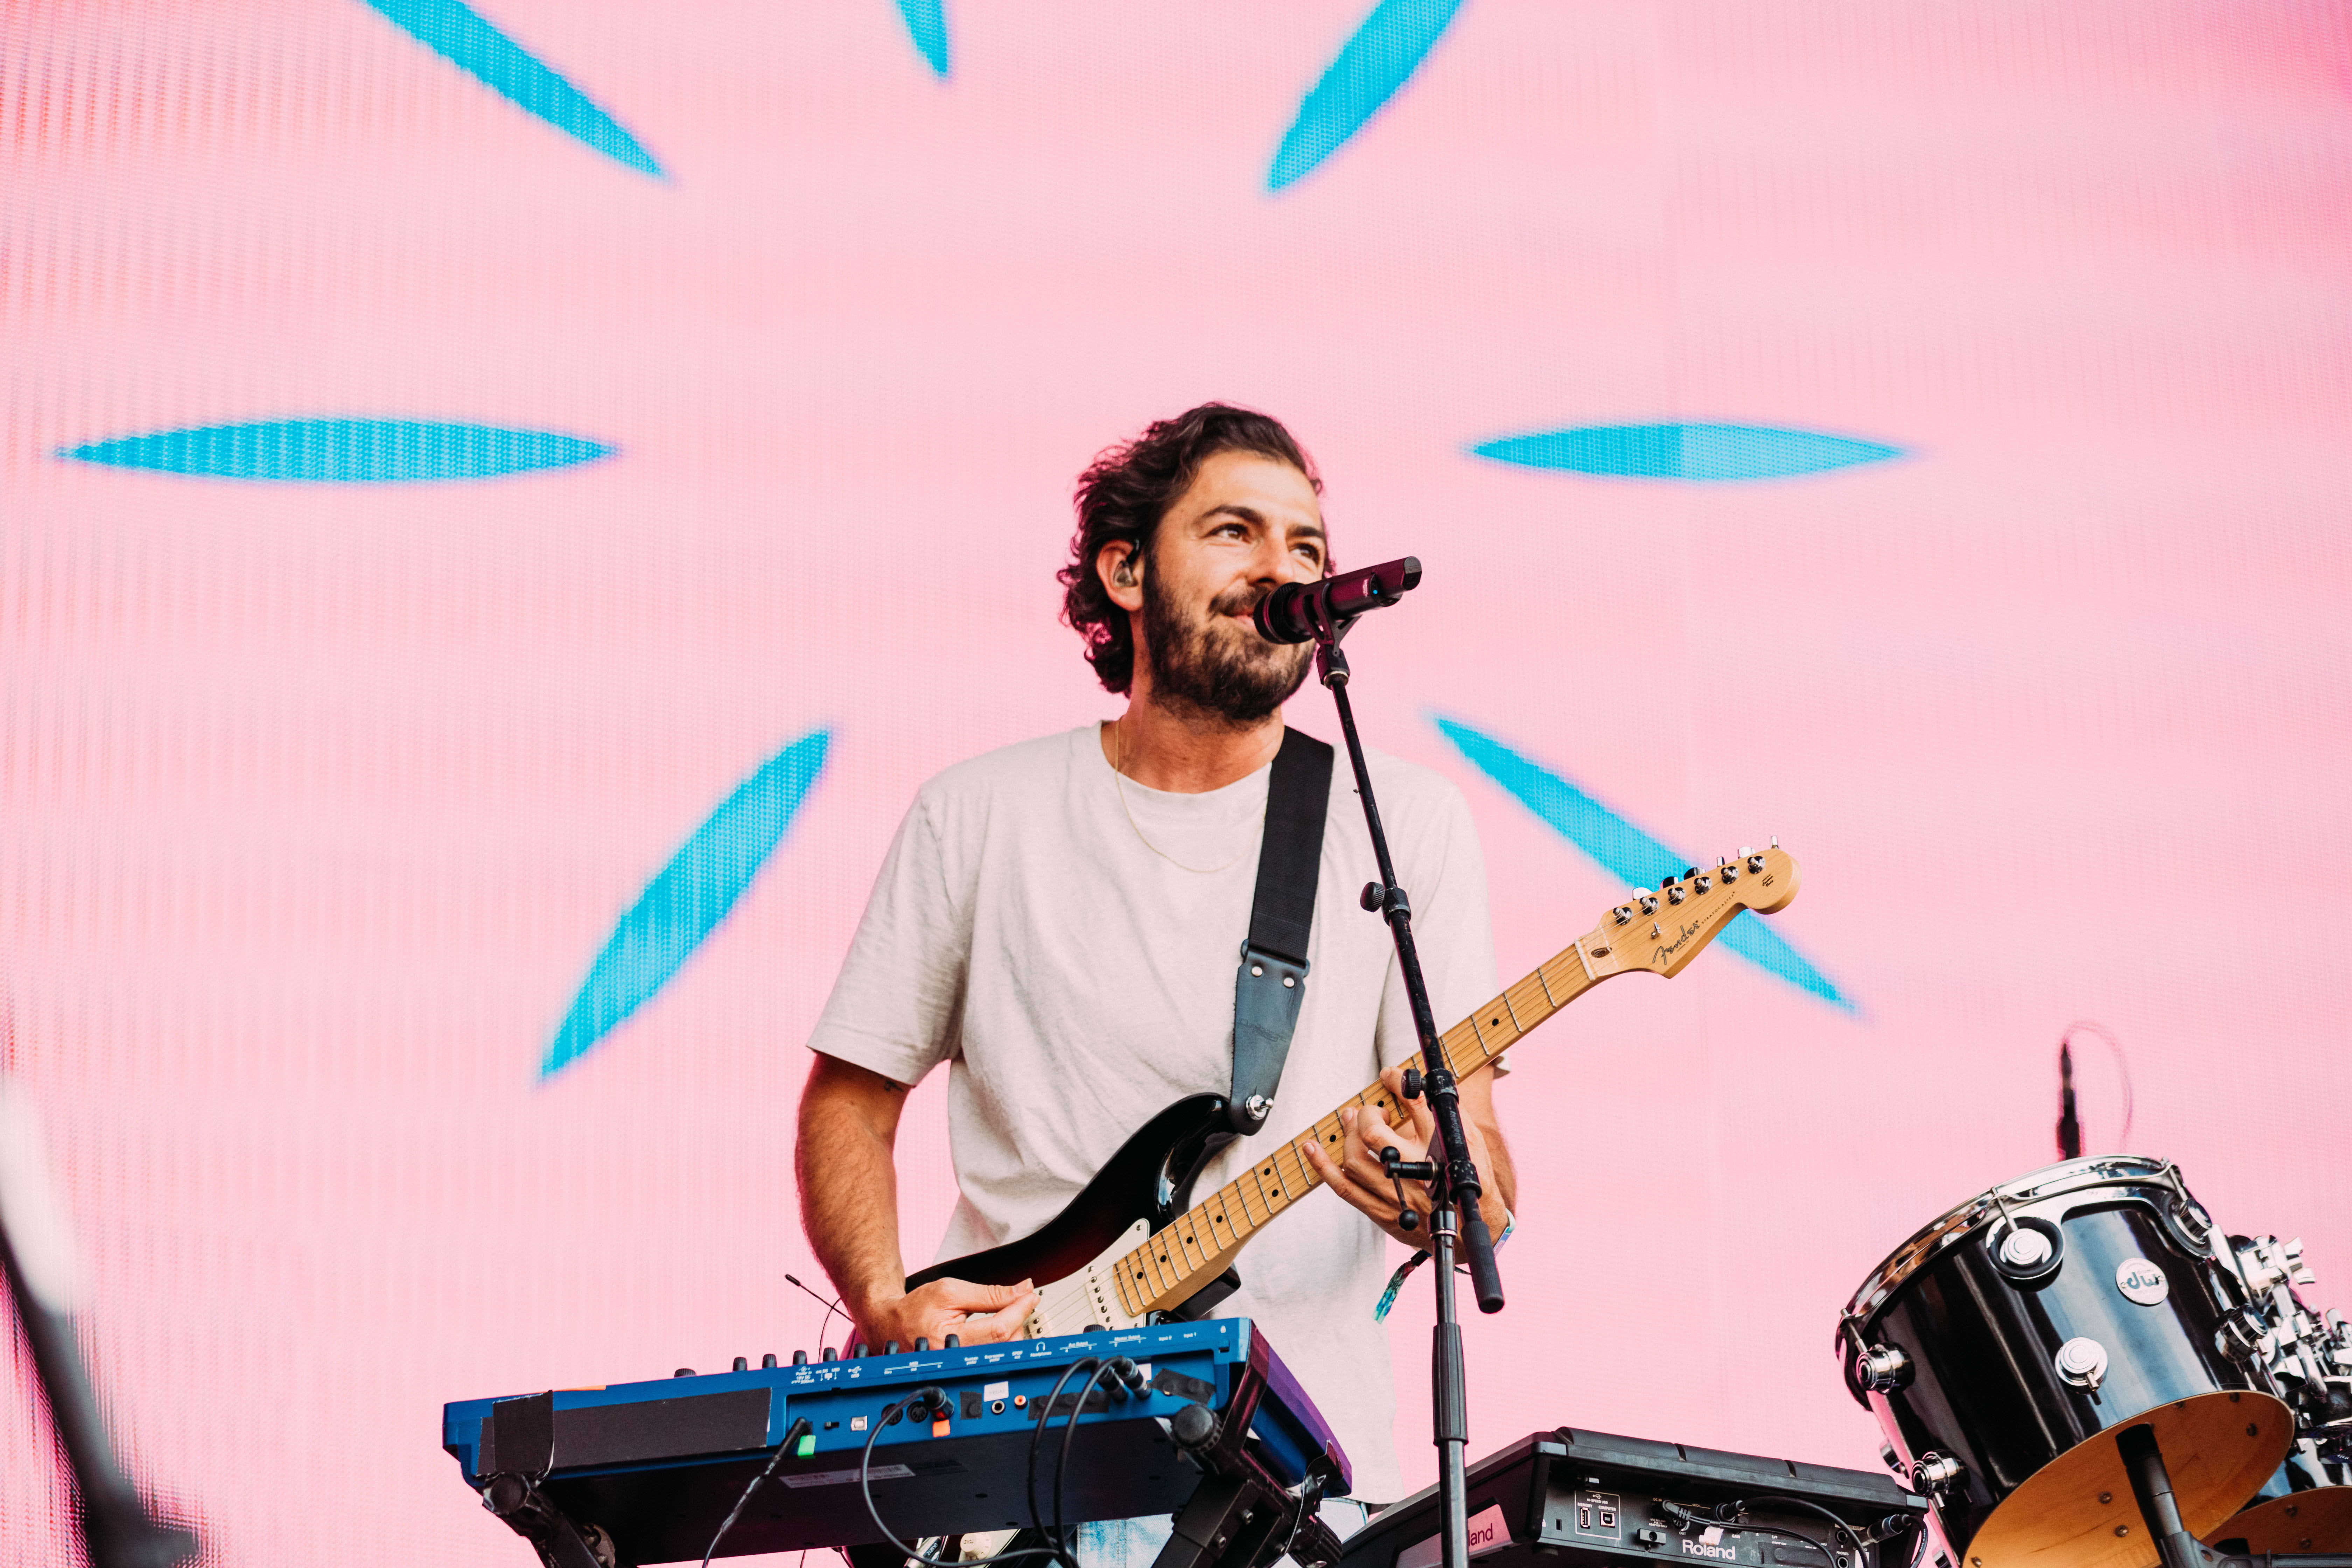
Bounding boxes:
[806,724,1499,1503]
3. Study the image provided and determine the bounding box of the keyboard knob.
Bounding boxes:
[944,1335,961,1349]
[733,1357,748,1373]
[790,1350,807,1366]
[674,1368,695,1378]
[821,1347,837,1361]
[1169,1402,1217,1451]
[884,1341,900,1356]
[763,1353,779,1369]
[850,1343,869,1359]
[914,1337,929,1352]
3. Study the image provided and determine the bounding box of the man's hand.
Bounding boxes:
[852,1277,1040,1351]
[1303,1066,1512,1249]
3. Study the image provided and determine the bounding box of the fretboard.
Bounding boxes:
[1107,933,1605,1318]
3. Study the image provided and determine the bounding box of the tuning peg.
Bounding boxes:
[1636,889,1658,915]
[1769,836,1779,849]
[1740,846,1752,858]
[1666,881,1686,904]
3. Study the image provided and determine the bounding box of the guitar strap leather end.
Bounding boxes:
[1228,729,1334,1136]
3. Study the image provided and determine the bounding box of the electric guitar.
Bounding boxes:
[905,845,1802,1337]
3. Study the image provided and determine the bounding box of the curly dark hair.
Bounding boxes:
[1058,403,1322,695]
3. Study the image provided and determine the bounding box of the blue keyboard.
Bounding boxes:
[443,1318,1348,1564]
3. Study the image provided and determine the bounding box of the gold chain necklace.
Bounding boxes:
[1107,719,1256,875]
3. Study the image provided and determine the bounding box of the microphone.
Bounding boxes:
[2056,1042,2081,1160]
[1253,556,1422,644]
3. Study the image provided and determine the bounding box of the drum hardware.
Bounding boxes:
[2227,1238,2351,1428]
[1993,1221,2065,1288]
[1913,1455,1966,1493]
[2220,1311,2274,1366]
[1858,1345,1914,1394]
[2203,1235,2352,1556]
[2055,1339,2112,1392]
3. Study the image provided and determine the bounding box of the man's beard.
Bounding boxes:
[1139,569,1314,728]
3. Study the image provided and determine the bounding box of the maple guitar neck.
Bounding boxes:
[1102,844,1801,1321]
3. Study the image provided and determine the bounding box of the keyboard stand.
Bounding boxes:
[481,1472,620,1568]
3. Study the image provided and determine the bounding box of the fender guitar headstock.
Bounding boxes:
[1573,842,1801,981]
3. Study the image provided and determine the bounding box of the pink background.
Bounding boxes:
[4,1,2350,1562]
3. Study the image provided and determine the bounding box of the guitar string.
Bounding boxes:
[1093,905,1742,1308]
[1128,895,1756,1294]
[1115,977,1565,1304]
[1041,882,1758,1320]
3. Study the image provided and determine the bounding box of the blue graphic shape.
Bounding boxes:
[543,729,834,1080]
[1471,423,1902,482]
[360,0,663,176]
[894,0,951,77]
[1269,0,1466,190]
[1434,716,1851,1009]
[61,419,610,483]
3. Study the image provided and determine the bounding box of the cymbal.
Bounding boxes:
[2205,1487,2352,1554]
[1961,1391,2293,1568]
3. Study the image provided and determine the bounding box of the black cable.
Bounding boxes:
[784,1273,846,1357]
[702,1417,812,1568]
[1025,1358,1101,1552]
[1052,1360,1125,1554]
[859,1394,1078,1568]
[1663,1503,1839,1567]
[1722,1495,1875,1568]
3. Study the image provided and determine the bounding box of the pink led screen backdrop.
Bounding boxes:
[5,1,2351,1562]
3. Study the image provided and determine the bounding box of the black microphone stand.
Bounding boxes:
[1296,586,1504,1568]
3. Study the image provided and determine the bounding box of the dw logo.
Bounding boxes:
[2116,1257,2170,1306]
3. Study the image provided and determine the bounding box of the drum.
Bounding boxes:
[2204,1232,2352,1554]
[1838,1156,2292,1568]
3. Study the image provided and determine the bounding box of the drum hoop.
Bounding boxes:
[1841,1154,2192,1329]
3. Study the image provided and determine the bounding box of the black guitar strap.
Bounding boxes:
[1227,727,1334,1136]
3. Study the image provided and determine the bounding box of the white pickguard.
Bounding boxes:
[1020,1217,1152,1339]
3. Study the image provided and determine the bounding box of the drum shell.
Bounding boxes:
[1856,1194,2258,1561]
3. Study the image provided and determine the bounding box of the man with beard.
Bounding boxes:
[795,404,1514,1519]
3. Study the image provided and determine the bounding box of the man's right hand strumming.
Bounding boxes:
[851,1277,1040,1350]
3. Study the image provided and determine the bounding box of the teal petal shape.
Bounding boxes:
[542,729,834,1080]
[361,0,663,176]
[1434,716,1851,1010]
[1471,423,1903,482]
[894,0,951,77]
[60,419,610,482]
[1269,0,1466,191]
